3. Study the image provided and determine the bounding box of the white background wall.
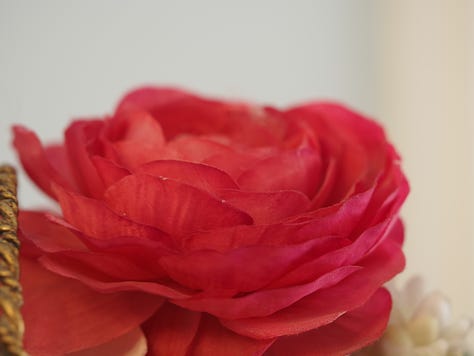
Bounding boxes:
[1,1,473,315]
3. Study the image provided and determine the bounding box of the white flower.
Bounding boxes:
[354,276,473,356]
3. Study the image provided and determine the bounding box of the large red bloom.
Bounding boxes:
[14,87,409,356]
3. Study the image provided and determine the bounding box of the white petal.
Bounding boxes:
[414,292,452,329]
[414,339,449,356]
[442,317,473,341]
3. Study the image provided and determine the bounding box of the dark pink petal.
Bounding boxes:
[285,103,387,159]
[172,266,359,320]
[21,257,162,356]
[49,232,173,282]
[64,120,106,198]
[40,254,193,299]
[110,111,167,169]
[104,174,253,236]
[389,218,405,245]
[116,86,190,114]
[44,144,78,192]
[268,217,402,289]
[91,156,130,188]
[355,162,409,231]
[52,183,165,241]
[218,189,311,224]
[142,303,201,356]
[183,220,350,252]
[137,160,239,196]
[41,250,160,282]
[220,236,403,338]
[285,103,391,203]
[310,157,337,209]
[182,225,268,252]
[12,126,76,198]
[167,136,240,163]
[119,89,225,139]
[114,110,166,145]
[203,148,274,180]
[19,211,87,253]
[286,187,375,242]
[117,86,285,146]
[162,135,276,181]
[66,328,147,356]
[42,220,172,264]
[160,237,345,295]
[237,147,322,197]
[189,314,274,356]
[266,288,391,356]
[324,142,370,204]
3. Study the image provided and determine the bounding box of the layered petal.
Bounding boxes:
[66,328,147,356]
[21,257,162,356]
[103,174,253,236]
[107,110,167,169]
[285,103,391,204]
[91,156,130,188]
[52,183,166,241]
[172,265,360,320]
[142,303,201,356]
[116,86,286,147]
[64,120,106,198]
[266,288,392,356]
[220,234,403,338]
[12,126,77,198]
[160,237,346,295]
[189,315,274,356]
[237,147,322,198]
[19,210,87,253]
[136,160,239,196]
[218,189,311,224]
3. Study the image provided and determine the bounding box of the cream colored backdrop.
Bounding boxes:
[374,1,474,315]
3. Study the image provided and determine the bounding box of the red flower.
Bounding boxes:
[14,87,409,356]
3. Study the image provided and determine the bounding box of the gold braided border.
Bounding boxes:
[0,166,26,356]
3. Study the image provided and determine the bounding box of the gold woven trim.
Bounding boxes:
[0,166,26,356]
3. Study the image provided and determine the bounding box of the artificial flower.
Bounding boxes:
[14,87,409,355]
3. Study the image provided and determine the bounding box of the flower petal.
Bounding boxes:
[91,156,130,188]
[237,147,322,197]
[285,103,391,203]
[172,265,360,320]
[117,86,285,146]
[12,126,76,198]
[19,210,87,253]
[21,257,162,356]
[190,314,274,356]
[44,144,78,192]
[136,160,239,196]
[220,235,403,338]
[266,288,392,356]
[109,110,167,169]
[271,217,402,289]
[142,303,201,356]
[64,120,106,198]
[104,174,253,236]
[52,183,165,241]
[40,250,161,282]
[218,189,311,224]
[40,253,193,299]
[160,237,348,295]
[66,328,147,356]
[116,86,190,115]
